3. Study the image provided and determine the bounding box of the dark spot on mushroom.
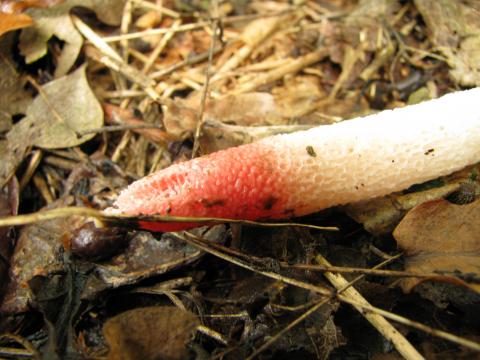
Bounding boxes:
[391,159,395,163]
[306,145,317,157]
[201,198,226,208]
[424,148,435,155]
[263,196,278,210]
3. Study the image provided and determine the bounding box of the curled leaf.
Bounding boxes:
[19,0,126,76]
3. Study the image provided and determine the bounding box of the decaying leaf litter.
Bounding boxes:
[0,0,479,358]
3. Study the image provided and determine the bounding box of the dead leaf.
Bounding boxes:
[414,0,480,86]
[393,199,480,293]
[103,306,199,360]
[0,12,33,36]
[162,92,282,139]
[0,198,78,313]
[27,66,103,148]
[82,225,226,299]
[0,65,103,187]
[19,0,126,77]
[0,0,66,36]
[0,33,33,131]
[346,166,479,235]
[200,119,313,153]
[345,183,461,235]
[0,0,65,13]
[0,177,19,302]
[103,103,175,144]
[343,0,400,51]
[271,76,328,121]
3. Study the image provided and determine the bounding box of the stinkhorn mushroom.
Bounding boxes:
[110,88,480,232]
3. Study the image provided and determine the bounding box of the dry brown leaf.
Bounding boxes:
[345,183,461,235]
[103,103,175,144]
[271,75,328,120]
[0,33,33,131]
[19,0,126,76]
[200,119,312,153]
[27,65,102,149]
[0,0,67,36]
[0,177,19,302]
[0,12,33,36]
[346,166,480,235]
[103,306,199,360]
[393,198,480,293]
[0,0,64,13]
[343,0,400,51]
[0,65,103,187]
[162,92,282,138]
[414,0,480,86]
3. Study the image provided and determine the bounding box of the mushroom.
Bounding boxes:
[109,88,480,232]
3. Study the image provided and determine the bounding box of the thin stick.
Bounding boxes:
[191,15,219,159]
[177,232,480,354]
[340,296,480,352]
[76,124,164,136]
[288,263,445,279]
[247,254,402,359]
[0,207,338,232]
[232,49,328,94]
[102,11,295,42]
[316,255,424,360]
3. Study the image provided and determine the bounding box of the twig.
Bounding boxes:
[231,49,328,94]
[316,255,424,360]
[246,254,402,359]
[76,124,165,136]
[191,11,219,159]
[101,11,295,42]
[177,232,480,354]
[150,45,225,80]
[0,207,338,232]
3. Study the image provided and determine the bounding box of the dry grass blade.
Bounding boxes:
[0,207,338,232]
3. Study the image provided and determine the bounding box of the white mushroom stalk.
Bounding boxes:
[110,88,480,232]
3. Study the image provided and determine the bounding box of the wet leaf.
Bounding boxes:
[19,0,126,76]
[82,225,225,298]
[0,201,78,313]
[103,306,199,360]
[393,199,480,293]
[0,65,103,187]
[28,263,90,359]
